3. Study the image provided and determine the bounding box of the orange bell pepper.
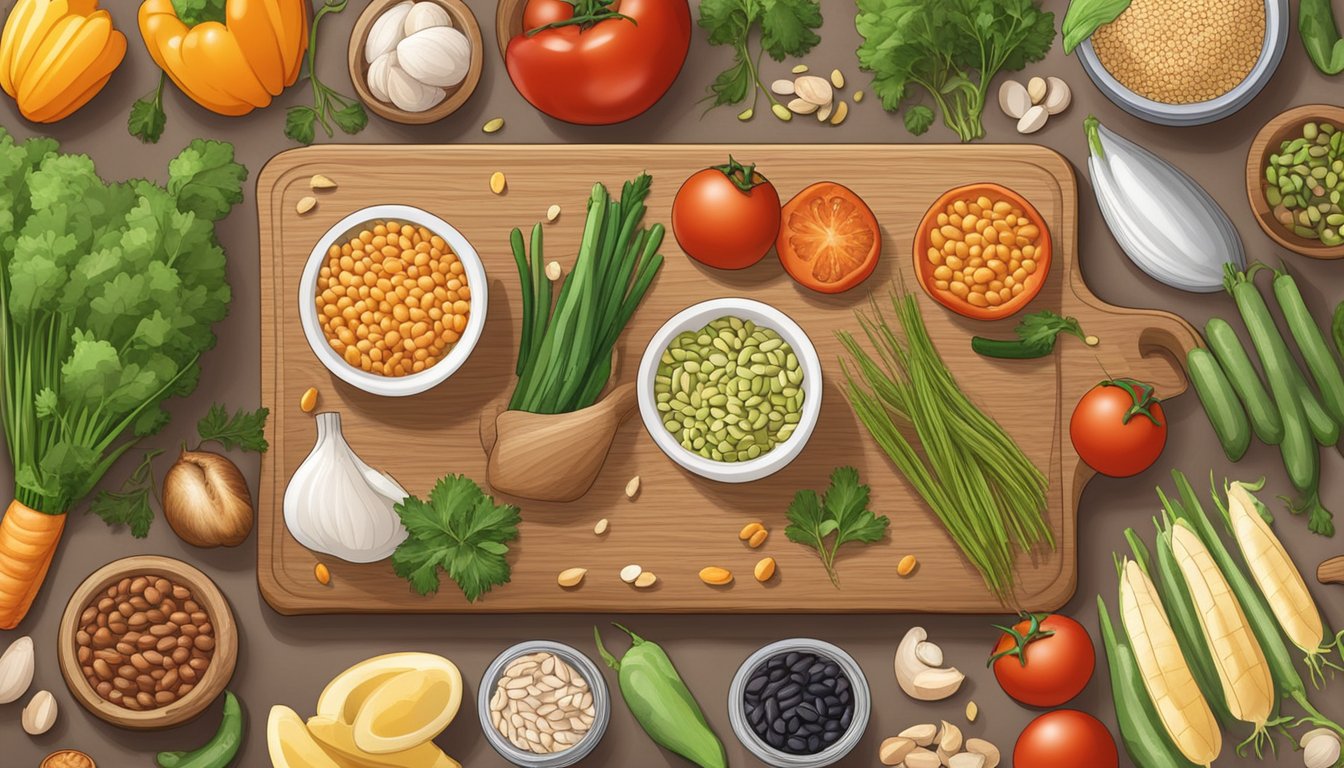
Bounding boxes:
[0,0,125,122]
[138,0,308,116]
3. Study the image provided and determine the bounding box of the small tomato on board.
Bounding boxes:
[989,613,1095,707]
[777,182,881,293]
[672,157,781,270]
[504,0,691,125]
[1070,379,1167,477]
[1014,710,1118,768]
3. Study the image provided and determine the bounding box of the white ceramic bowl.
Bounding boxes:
[637,298,822,483]
[299,204,488,396]
[477,641,611,767]
[727,639,871,768]
[1076,0,1287,126]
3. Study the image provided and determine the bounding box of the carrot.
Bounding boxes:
[0,500,66,630]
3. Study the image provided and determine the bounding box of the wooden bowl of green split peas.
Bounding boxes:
[1247,103,1344,260]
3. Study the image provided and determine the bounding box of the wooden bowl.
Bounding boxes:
[1246,104,1344,259]
[495,0,525,61]
[348,0,483,125]
[58,556,237,730]
[913,182,1052,320]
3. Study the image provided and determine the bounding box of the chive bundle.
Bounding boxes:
[838,292,1054,601]
[509,174,665,414]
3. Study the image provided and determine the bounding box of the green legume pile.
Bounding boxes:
[654,316,805,462]
[1266,120,1344,246]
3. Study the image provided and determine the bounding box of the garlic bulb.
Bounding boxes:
[397,26,470,88]
[367,52,397,102]
[284,412,408,563]
[386,64,446,112]
[365,1,412,62]
[404,2,451,36]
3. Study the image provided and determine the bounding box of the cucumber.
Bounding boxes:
[1204,318,1284,445]
[1275,271,1344,425]
[1296,367,1341,446]
[1227,273,1316,496]
[1186,347,1250,460]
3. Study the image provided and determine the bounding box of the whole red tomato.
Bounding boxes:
[1014,710,1118,768]
[1070,379,1167,477]
[990,613,1095,707]
[672,157,781,270]
[505,0,691,125]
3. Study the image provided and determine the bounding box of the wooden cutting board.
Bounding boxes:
[256,144,1198,614]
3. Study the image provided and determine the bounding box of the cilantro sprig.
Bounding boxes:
[699,0,823,116]
[391,475,521,603]
[785,467,889,588]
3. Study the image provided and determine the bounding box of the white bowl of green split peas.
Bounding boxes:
[638,298,823,483]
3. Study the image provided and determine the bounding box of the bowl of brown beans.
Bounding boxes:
[301,205,489,396]
[57,555,237,730]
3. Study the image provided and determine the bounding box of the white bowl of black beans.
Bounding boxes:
[728,639,870,768]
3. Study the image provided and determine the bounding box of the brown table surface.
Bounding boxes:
[4,1,1343,766]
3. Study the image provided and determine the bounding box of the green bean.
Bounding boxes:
[156,691,243,768]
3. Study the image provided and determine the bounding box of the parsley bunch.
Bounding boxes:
[856,0,1055,141]
[699,0,823,116]
[392,475,521,603]
[0,128,245,515]
[785,467,889,588]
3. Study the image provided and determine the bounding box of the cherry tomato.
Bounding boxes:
[777,182,880,293]
[672,158,781,270]
[1070,379,1167,477]
[991,613,1095,707]
[1014,710,1118,768]
[505,0,691,125]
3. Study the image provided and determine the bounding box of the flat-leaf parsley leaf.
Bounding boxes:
[785,467,889,587]
[699,0,823,115]
[392,475,521,602]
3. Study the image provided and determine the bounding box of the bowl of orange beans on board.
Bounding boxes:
[913,183,1052,320]
[300,205,488,396]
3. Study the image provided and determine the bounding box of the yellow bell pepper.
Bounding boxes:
[138,0,308,116]
[0,0,126,123]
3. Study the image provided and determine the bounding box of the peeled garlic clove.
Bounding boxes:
[1044,76,1071,115]
[0,636,34,704]
[1027,76,1047,104]
[367,51,397,102]
[404,1,452,35]
[396,26,471,88]
[998,79,1030,120]
[22,690,56,735]
[1017,104,1048,134]
[794,75,833,106]
[366,1,412,62]
[387,64,446,113]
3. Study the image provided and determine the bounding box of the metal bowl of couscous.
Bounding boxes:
[1076,0,1287,126]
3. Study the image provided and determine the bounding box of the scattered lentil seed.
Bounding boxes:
[310,174,337,190]
[544,261,562,281]
[897,554,918,577]
[791,64,809,74]
[699,566,733,586]
[748,529,768,548]
[965,700,978,722]
[1090,0,1263,104]
[299,387,319,413]
[625,475,640,498]
[619,564,642,584]
[593,518,608,535]
[482,117,505,133]
[314,562,331,585]
[557,568,587,588]
[546,204,561,222]
[296,196,317,215]
[771,103,793,122]
[830,69,845,89]
[754,557,776,582]
[634,572,658,588]
[490,171,507,195]
[853,90,864,103]
[830,101,849,126]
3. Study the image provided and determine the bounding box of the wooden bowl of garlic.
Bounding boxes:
[348,0,483,125]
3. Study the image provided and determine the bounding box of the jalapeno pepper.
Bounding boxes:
[595,624,726,768]
[156,690,243,768]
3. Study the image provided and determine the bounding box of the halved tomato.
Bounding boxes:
[914,182,1052,321]
[777,182,880,294]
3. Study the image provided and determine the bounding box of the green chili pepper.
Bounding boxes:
[156,690,243,768]
[595,624,726,768]
[1301,0,1344,75]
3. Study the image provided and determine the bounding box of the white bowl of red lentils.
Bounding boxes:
[301,205,488,396]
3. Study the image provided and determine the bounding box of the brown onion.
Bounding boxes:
[162,451,253,548]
